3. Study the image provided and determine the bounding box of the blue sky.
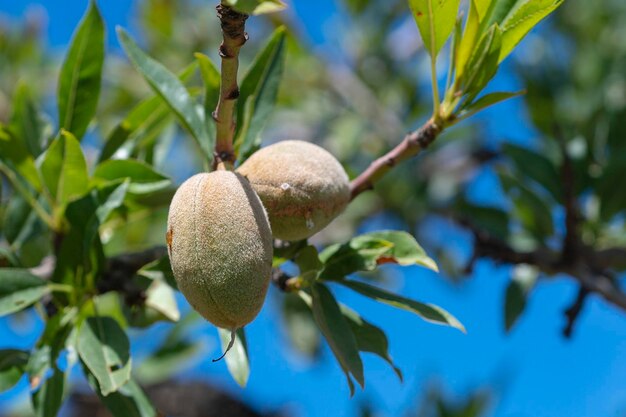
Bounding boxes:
[2,1,626,417]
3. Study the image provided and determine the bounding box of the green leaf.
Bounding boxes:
[461,90,524,115]
[319,230,437,280]
[504,264,538,332]
[409,0,462,58]
[0,269,48,316]
[9,83,50,157]
[224,0,287,15]
[499,171,555,241]
[307,284,365,393]
[32,367,65,417]
[87,373,156,417]
[456,201,509,240]
[295,245,323,283]
[218,328,250,388]
[502,143,562,203]
[99,62,199,163]
[282,294,320,357]
[77,317,132,396]
[235,27,286,162]
[340,305,402,381]
[117,28,213,163]
[456,0,481,79]
[195,53,221,125]
[339,279,465,332]
[135,338,201,384]
[498,0,564,62]
[461,24,502,101]
[57,0,105,140]
[38,130,89,205]
[93,159,170,195]
[137,256,177,290]
[0,126,42,192]
[0,349,29,392]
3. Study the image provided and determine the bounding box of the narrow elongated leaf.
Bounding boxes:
[224,0,287,15]
[461,90,524,115]
[504,264,538,331]
[456,0,480,79]
[339,280,465,332]
[58,1,105,140]
[93,159,170,194]
[38,130,89,205]
[0,349,29,392]
[0,269,48,316]
[462,24,502,101]
[99,62,199,163]
[409,0,461,57]
[308,284,364,392]
[218,328,250,388]
[9,83,49,157]
[117,28,212,163]
[77,317,131,396]
[32,367,65,417]
[340,305,402,381]
[235,27,286,161]
[499,0,564,62]
[282,294,321,357]
[195,53,220,125]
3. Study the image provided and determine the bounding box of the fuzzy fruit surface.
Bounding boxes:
[237,140,350,241]
[167,171,273,329]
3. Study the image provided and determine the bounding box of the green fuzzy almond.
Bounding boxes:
[167,171,273,329]
[237,140,350,241]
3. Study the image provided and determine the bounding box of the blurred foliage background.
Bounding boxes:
[1,0,626,415]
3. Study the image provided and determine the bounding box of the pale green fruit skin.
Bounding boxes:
[237,140,350,241]
[166,171,273,329]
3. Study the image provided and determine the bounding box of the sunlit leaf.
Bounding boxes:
[218,328,250,388]
[0,269,48,316]
[224,0,287,15]
[409,0,461,58]
[93,159,170,195]
[57,1,105,140]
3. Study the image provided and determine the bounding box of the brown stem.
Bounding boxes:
[349,119,441,200]
[213,3,248,169]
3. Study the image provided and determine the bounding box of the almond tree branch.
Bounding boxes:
[213,3,248,169]
[349,119,442,200]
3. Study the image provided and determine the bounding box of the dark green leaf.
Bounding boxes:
[339,280,465,332]
[87,372,156,417]
[0,269,48,316]
[307,284,364,392]
[38,130,89,205]
[456,200,509,240]
[504,265,538,332]
[9,83,50,157]
[32,367,65,417]
[340,305,402,381]
[295,245,323,282]
[0,349,29,392]
[408,0,462,58]
[502,143,562,202]
[93,159,170,194]
[499,171,555,241]
[57,1,105,140]
[218,328,250,388]
[117,28,213,163]
[77,317,131,396]
[235,27,286,161]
